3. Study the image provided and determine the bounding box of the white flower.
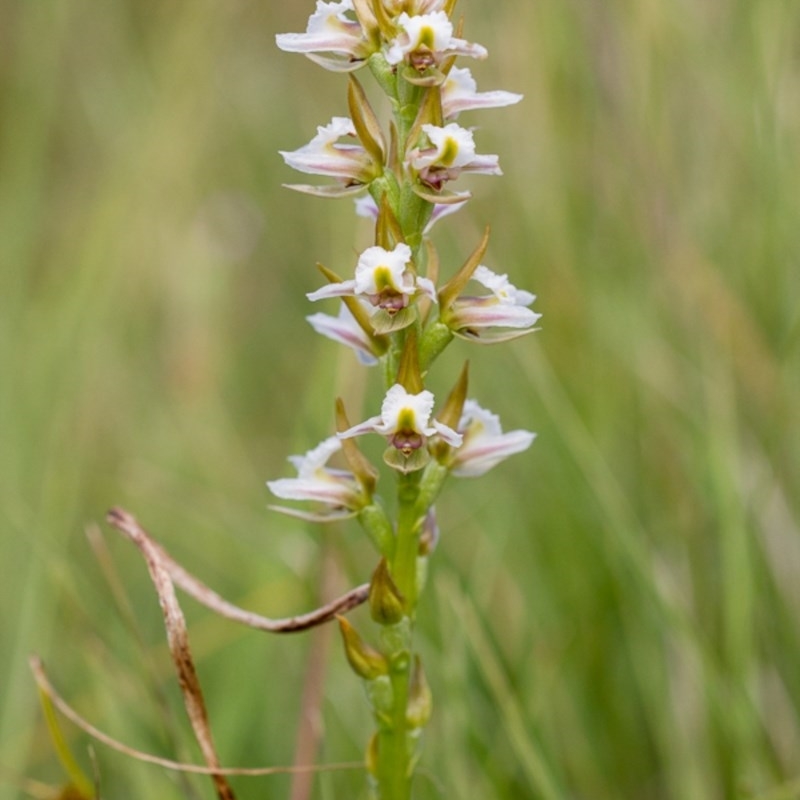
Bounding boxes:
[275,0,372,72]
[339,384,462,454]
[385,12,487,69]
[444,265,541,342]
[450,401,536,477]
[408,123,500,190]
[307,243,436,312]
[442,67,523,119]
[280,117,375,187]
[267,437,364,521]
[307,302,380,365]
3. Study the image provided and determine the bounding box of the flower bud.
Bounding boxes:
[369,558,406,625]
[366,674,394,724]
[418,320,454,371]
[414,460,449,516]
[365,731,380,777]
[406,656,433,729]
[337,616,389,680]
[358,501,395,556]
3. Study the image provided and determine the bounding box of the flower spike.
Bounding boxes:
[272,1,540,794]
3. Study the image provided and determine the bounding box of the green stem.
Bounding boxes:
[376,648,412,800]
[393,471,422,607]
[372,470,424,800]
[369,63,442,800]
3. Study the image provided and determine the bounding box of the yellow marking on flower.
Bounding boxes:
[439,136,459,166]
[396,407,418,432]
[417,25,436,50]
[373,266,395,291]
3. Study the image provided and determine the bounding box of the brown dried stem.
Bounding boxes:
[110,513,235,800]
[105,507,369,632]
[28,656,362,779]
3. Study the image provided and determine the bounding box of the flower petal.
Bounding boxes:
[442,67,523,118]
[307,305,379,365]
[307,280,358,302]
[451,429,536,477]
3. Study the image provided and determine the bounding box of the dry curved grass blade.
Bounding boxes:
[29,657,363,779]
[105,507,369,633]
[107,514,235,800]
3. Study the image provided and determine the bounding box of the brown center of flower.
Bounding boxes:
[391,430,424,455]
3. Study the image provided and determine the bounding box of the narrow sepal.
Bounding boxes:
[268,504,358,523]
[396,329,424,393]
[337,616,389,680]
[348,74,386,166]
[438,226,490,308]
[317,262,345,285]
[369,558,406,625]
[376,194,405,250]
[336,398,379,495]
[411,184,471,205]
[437,361,469,431]
[368,0,396,42]
[407,87,444,153]
[424,239,440,291]
[351,0,380,46]
[417,240,438,325]
[282,182,367,198]
[453,326,539,344]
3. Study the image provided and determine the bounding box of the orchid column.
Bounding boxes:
[271,2,539,798]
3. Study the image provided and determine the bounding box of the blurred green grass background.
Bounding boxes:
[2,1,799,798]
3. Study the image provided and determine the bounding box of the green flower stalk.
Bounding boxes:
[272,2,540,797]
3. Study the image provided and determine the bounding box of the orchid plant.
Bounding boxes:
[29,3,539,799]
[271,1,540,797]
